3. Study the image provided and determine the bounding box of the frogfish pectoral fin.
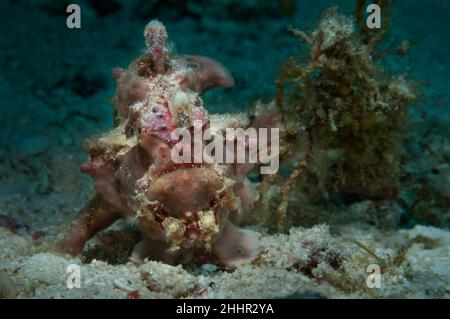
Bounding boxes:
[212,222,260,267]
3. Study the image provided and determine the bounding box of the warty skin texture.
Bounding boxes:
[57,20,262,267]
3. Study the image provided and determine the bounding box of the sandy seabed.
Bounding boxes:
[1,220,448,299]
